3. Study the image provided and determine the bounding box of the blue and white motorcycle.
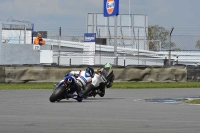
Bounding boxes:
[49,74,82,102]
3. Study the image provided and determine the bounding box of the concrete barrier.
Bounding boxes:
[0,65,187,83]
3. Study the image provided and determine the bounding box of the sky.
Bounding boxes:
[0,0,200,36]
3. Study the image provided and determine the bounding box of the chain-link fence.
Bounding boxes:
[1,26,200,66]
[42,35,200,66]
[171,35,200,50]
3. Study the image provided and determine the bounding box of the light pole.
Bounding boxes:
[168,26,174,66]
[138,29,139,65]
[129,0,131,36]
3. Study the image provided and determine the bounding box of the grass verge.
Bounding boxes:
[0,82,200,90]
[184,99,200,104]
[112,82,200,89]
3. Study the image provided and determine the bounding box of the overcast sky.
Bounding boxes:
[0,0,200,36]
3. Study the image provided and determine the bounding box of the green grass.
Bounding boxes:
[0,82,200,90]
[185,99,200,104]
[0,82,55,90]
[112,82,200,89]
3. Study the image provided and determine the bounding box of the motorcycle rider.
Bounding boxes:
[67,67,95,102]
[80,63,115,98]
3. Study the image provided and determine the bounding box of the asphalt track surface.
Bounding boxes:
[0,88,200,133]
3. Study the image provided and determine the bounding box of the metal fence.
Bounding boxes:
[44,35,200,66]
[46,35,200,50]
[1,33,200,66]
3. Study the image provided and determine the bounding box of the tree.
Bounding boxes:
[173,48,181,51]
[148,25,176,50]
[70,36,83,42]
[195,40,200,49]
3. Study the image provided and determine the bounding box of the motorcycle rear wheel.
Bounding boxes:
[49,85,66,102]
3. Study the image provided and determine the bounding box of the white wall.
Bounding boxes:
[2,30,32,44]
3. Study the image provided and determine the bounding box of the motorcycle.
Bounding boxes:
[49,67,115,102]
[84,68,115,98]
[49,74,83,102]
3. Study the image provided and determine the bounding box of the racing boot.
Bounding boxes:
[97,90,105,97]
[97,83,105,97]
[80,84,95,98]
[91,90,97,97]
[75,95,83,102]
[67,94,76,99]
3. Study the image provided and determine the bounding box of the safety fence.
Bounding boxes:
[3,34,200,50]
[1,35,200,66]
[47,35,200,66]
[45,35,200,51]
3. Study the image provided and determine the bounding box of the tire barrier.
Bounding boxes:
[0,66,5,82]
[187,65,200,82]
[0,65,187,83]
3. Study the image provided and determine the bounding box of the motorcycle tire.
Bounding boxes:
[49,85,66,102]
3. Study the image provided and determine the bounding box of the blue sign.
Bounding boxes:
[84,33,96,42]
[103,0,119,17]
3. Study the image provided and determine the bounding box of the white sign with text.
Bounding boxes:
[83,33,96,65]
[83,42,95,65]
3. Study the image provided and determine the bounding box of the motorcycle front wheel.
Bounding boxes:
[49,85,66,102]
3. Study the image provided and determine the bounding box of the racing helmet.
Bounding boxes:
[104,63,112,69]
[86,67,94,78]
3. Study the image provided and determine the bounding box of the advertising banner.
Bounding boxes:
[83,33,96,65]
[103,0,119,17]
